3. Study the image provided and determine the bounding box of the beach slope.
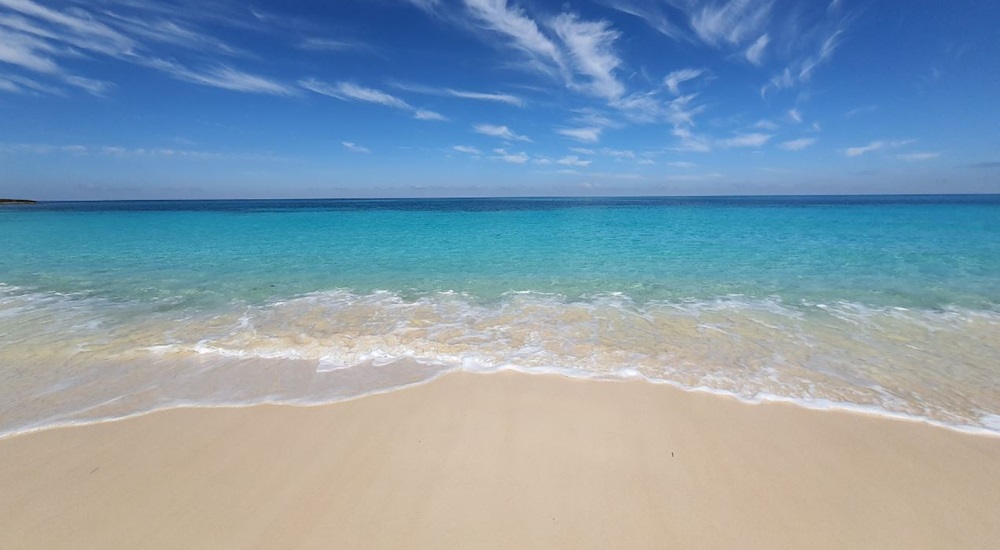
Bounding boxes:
[1,371,998,549]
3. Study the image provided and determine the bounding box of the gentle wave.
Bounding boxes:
[1,286,999,437]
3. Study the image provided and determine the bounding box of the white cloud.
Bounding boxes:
[601,148,635,159]
[844,105,878,118]
[0,142,269,160]
[570,147,596,155]
[557,155,592,167]
[897,152,940,161]
[453,145,482,155]
[690,0,773,47]
[0,27,60,72]
[745,33,770,65]
[342,142,370,153]
[762,29,844,97]
[405,0,442,11]
[492,147,529,164]
[299,37,370,52]
[0,0,133,56]
[754,119,779,130]
[788,108,803,123]
[414,109,447,121]
[668,93,705,128]
[598,0,686,39]
[473,123,531,141]
[557,126,602,143]
[570,108,620,128]
[462,0,563,71]
[718,133,773,148]
[664,68,705,95]
[799,30,842,82]
[446,88,524,106]
[301,79,408,108]
[778,137,817,151]
[550,12,624,100]
[668,161,696,168]
[394,81,525,106]
[301,79,444,120]
[64,75,113,96]
[613,91,665,123]
[144,59,293,95]
[672,127,712,153]
[0,0,275,97]
[845,141,883,157]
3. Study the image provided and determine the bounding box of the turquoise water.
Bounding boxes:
[2,196,1000,436]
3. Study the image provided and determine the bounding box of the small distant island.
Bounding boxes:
[0,199,37,204]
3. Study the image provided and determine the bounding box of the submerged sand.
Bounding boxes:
[1,371,999,549]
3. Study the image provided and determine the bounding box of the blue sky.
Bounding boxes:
[1,0,998,199]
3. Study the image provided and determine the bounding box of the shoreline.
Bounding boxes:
[3,370,999,549]
[3,364,1000,442]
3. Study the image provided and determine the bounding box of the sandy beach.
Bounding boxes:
[2,371,999,549]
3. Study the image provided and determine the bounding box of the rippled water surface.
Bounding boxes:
[2,196,999,436]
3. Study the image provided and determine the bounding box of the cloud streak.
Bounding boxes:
[301,79,445,120]
[342,141,370,153]
[556,126,602,143]
[550,12,624,100]
[473,123,531,141]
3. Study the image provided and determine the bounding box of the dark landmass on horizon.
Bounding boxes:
[0,199,37,204]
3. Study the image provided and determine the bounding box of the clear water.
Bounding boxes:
[2,196,999,436]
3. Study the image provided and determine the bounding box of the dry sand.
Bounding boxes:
[2,371,999,549]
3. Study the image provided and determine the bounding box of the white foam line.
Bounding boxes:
[0,365,464,441]
[450,361,1000,437]
[2,363,998,441]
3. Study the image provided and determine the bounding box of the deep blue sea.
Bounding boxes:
[2,196,999,436]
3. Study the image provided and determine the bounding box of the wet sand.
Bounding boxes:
[2,371,999,549]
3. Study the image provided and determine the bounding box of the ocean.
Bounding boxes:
[2,196,999,436]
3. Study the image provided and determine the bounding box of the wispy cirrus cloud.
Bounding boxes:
[557,155,591,167]
[298,37,371,53]
[845,140,885,157]
[897,151,940,161]
[0,141,280,160]
[446,88,524,106]
[300,79,446,120]
[461,0,564,73]
[761,28,845,97]
[150,59,295,95]
[0,0,289,96]
[844,139,915,157]
[473,123,531,141]
[598,0,850,99]
[745,33,770,65]
[664,67,705,95]
[342,141,370,153]
[491,147,529,164]
[556,126,602,143]
[439,3,640,107]
[717,132,773,148]
[550,12,624,100]
[452,145,482,155]
[414,109,447,121]
[690,0,774,47]
[844,104,878,118]
[779,137,817,151]
[301,79,409,108]
[393,82,525,106]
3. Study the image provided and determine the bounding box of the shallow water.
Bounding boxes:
[2,196,999,436]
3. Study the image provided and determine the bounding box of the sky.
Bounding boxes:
[1,0,999,200]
